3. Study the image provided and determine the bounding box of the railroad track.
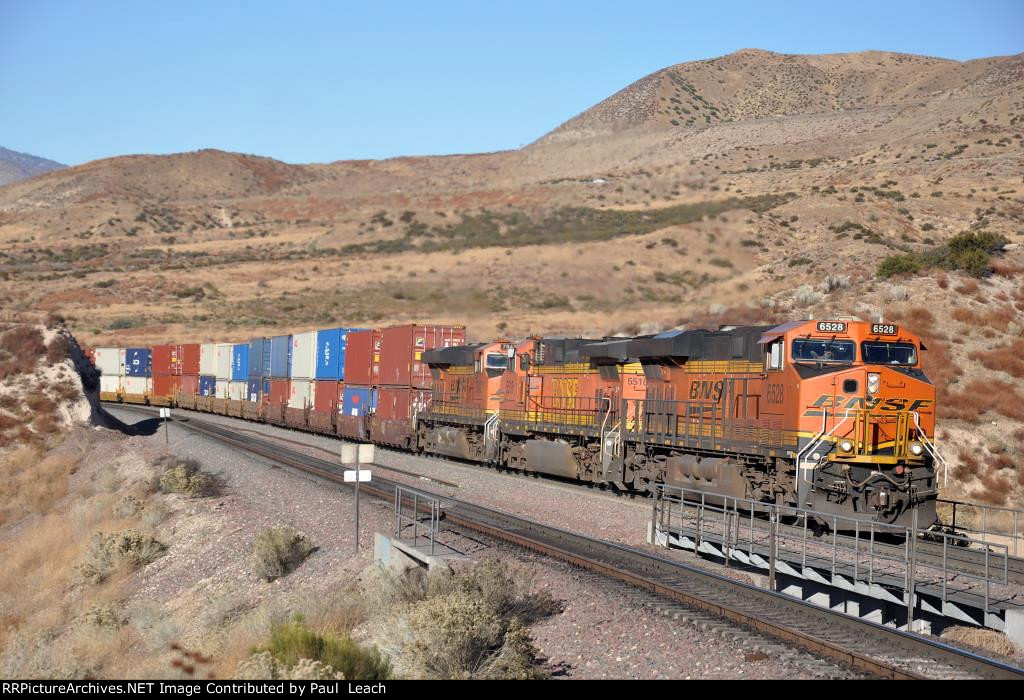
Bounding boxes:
[113,400,1024,585]
[105,402,1024,680]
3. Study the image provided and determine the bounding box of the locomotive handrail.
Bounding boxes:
[912,410,949,488]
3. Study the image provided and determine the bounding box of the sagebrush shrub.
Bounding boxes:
[157,456,216,497]
[80,530,166,583]
[251,527,315,581]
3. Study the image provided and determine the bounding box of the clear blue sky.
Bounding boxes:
[2,1,1021,166]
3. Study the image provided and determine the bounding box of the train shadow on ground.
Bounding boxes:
[97,406,162,436]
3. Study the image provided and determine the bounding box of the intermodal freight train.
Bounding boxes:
[93,319,940,527]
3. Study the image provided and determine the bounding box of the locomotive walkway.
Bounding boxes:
[105,402,1024,680]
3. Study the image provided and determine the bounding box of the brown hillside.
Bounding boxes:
[0,48,1022,504]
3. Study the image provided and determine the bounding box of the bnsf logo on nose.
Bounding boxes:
[689,380,724,402]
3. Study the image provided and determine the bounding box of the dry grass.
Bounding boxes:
[944,379,1024,423]
[0,447,76,527]
[970,340,1024,379]
[941,626,1021,660]
[0,325,45,380]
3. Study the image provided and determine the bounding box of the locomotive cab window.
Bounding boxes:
[791,338,855,364]
[861,341,917,366]
[766,340,784,370]
[485,353,509,376]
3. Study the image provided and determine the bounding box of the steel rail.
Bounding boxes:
[104,403,1024,680]
[114,401,1024,584]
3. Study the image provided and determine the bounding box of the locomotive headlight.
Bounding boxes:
[867,372,880,395]
[909,442,924,457]
[839,440,854,453]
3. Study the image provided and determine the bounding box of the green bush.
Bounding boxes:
[251,527,316,581]
[253,617,390,680]
[942,231,1008,275]
[877,230,1007,279]
[877,255,921,278]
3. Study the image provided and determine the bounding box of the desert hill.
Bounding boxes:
[0,146,65,187]
[0,48,1023,506]
[538,49,1024,143]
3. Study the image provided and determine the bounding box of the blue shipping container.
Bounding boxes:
[342,386,376,417]
[246,379,262,402]
[270,335,292,379]
[248,338,271,378]
[315,327,365,380]
[231,344,250,381]
[125,348,151,377]
[199,375,216,396]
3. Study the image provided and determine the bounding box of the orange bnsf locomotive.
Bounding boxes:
[420,320,938,526]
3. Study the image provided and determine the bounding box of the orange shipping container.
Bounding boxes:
[152,344,201,375]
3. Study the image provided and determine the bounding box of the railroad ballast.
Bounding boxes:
[93,318,939,526]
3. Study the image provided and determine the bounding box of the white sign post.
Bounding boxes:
[159,407,171,444]
[342,444,373,553]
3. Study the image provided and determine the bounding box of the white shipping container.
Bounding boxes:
[199,343,217,376]
[215,377,230,399]
[94,347,124,377]
[99,375,122,395]
[227,381,246,401]
[215,343,233,381]
[288,378,314,409]
[124,376,152,396]
[290,330,317,379]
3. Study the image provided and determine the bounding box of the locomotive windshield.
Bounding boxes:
[485,353,509,373]
[861,341,917,366]
[791,338,855,363]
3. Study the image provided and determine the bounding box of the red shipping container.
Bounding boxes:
[344,329,382,386]
[269,379,290,406]
[379,324,466,388]
[152,344,201,375]
[153,374,181,398]
[313,380,344,413]
[376,386,431,421]
[180,374,199,396]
